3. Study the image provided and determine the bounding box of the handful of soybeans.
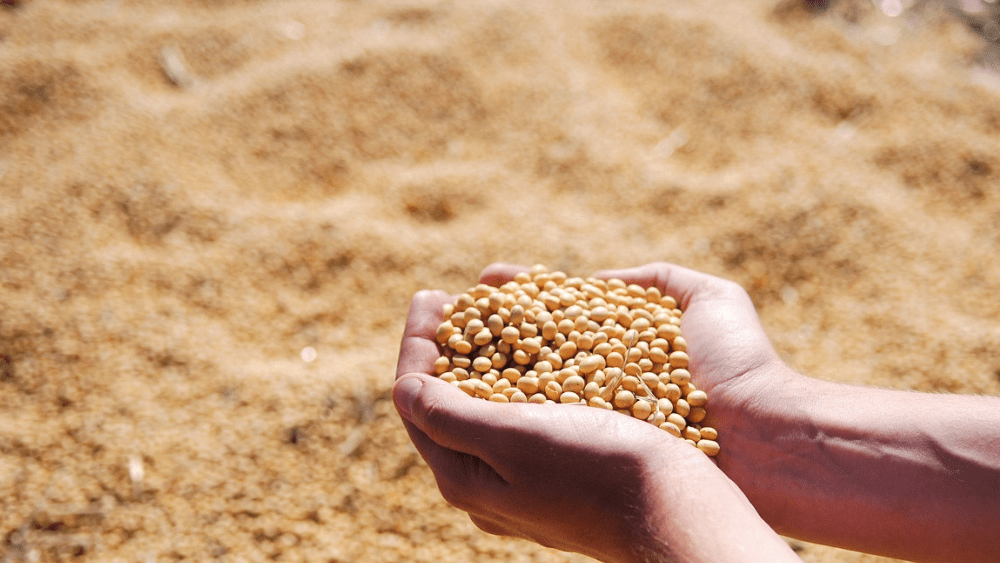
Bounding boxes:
[432,265,720,457]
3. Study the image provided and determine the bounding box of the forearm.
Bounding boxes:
[719,369,1000,563]
[641,470,802,563]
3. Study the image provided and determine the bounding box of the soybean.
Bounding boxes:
[430,265,720,458]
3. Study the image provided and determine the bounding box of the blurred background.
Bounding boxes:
[2,0,999,561]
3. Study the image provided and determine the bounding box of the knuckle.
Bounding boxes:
[435,475,476,512]
[418,390,452,432]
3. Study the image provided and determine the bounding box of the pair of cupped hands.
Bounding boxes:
[394,262,801,563]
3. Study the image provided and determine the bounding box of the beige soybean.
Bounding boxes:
[614,390,636,409]
[544,380,563,401]
[558,341,578,359]
[554,368,575,384]
[687,389,708,407]
[491,353,507,369]
[631,399,653,420]
[669,368,691,386]
[519,323,539,338]
[649,347,669,364]
[562,374,586,394]
[437,322,455,343]
[688,407,707,424]
[590,369,607,387]
[519,337,540,355]
[465,318,485,337]
[560,391,581,404]
[501,326,520,344]
[663,383,682,402]
[660,422,682,438]
[502,368,521,383]
[434,356,451,374]
[640,372,660,390]
[621,375,640,393]
[538,371,556,390]
[517,376,540,394]
[657,324,681,340]
[650,411,666,427]
[657,398,674,415]
[579,355,605,374]
[683,425,701,442]
[472,356,493,373]
[510,305,525,325]
[545,352,564,369]
[667,412,687,431]
[473,380,493,399]
[542,321,559,340]
[674,399,691,418]
[697,440,720,456]
[669,351,689,369]
[513,349,531,365]
[488,314,505,336]
[606,352,625,369]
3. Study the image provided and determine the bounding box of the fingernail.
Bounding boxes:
[394,376,423,420]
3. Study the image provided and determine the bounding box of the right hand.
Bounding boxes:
[484,262,803,473]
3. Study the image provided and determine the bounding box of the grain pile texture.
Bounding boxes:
[2,0,999,561]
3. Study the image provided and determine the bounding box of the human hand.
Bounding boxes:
[393,266,801,563]
[589,265,1000,563]
[590,263,801,442]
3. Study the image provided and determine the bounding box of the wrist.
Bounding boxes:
[707,364,816,532]
[628,433,800,563]
[642,450,800,563]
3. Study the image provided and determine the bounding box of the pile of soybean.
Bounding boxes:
[433,266,720,457]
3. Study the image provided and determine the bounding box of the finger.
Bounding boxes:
[395,374,646,480]
[395,290,452,380]
[593,262,733,310]
[394,373,510,457]
[394,373,552,472]
[394,376,513,513]
[402,416,511,515]
[479,262,529,286]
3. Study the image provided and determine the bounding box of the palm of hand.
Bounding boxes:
[591,263,791,431]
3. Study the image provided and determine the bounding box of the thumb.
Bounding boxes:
[394,373,507,460]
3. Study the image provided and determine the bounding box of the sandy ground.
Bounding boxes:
[2,0,1000,561]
